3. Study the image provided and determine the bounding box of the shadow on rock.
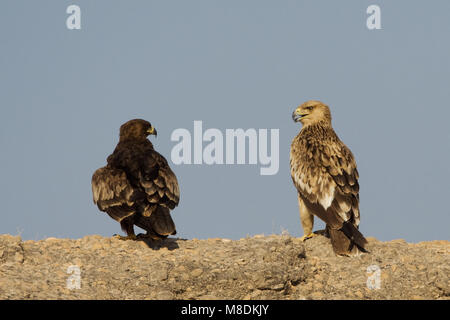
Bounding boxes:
[136,236,181,251]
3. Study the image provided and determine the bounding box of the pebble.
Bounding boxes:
[155,290,173,300]
[191,268,203,277]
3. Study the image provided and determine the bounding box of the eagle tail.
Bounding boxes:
[135,205,176,238]
[327,223,368,256]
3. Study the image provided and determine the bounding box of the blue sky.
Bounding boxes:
[0,1,449,242]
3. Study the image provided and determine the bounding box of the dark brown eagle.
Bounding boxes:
[290,100,367,256]
[91,119,180,240]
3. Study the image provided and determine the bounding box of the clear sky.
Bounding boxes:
[1,1,449,242]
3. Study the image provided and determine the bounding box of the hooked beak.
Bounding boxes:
[292,110,307,122]
[147,126,157,137]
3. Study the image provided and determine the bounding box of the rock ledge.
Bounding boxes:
[0,234,448,299]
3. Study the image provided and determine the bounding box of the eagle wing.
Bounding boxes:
[91,166,137,221]
[324,142,360,225]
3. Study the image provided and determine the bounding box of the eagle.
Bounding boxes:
[290,100,367,256]
[91,119,180,240]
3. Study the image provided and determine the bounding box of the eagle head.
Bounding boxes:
[119,119,157,141]
[292,100,332,126]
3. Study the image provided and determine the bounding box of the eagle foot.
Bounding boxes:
[299,233,317,242]
[113,234,137,241]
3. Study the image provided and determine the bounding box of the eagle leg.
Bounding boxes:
[114,216,137,240]
[298,195,316,242]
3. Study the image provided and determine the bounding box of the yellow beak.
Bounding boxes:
[147,126,157,136]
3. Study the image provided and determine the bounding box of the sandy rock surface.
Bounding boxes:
[0,233,448,300]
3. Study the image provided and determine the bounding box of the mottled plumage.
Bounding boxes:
[92,119,180,240]
[290,100,367,256]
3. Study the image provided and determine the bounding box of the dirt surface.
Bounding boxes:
[0,233,448,300]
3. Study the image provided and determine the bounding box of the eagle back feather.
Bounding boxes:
[107,140,180,210]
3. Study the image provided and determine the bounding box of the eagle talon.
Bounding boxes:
[299,233,317,242]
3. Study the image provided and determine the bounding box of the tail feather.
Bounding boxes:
[327,222,368,256]
[149,206,177,236]
[135,206,176,238]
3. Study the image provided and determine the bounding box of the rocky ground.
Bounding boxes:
[0,233,448,300]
